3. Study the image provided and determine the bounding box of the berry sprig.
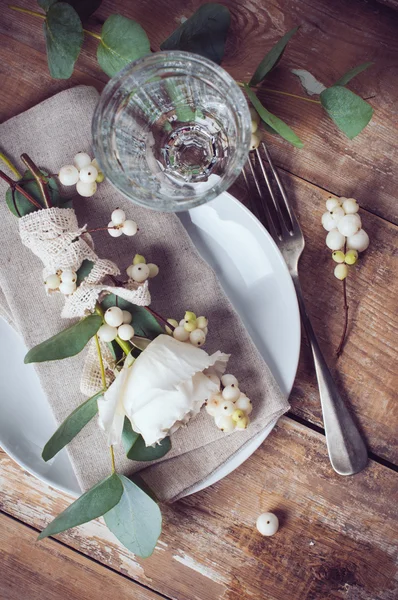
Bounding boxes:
[126,254,159,283]
[45,269,77,296]
[59,152,105,197]
[166,311,208,347]
[108,208,138,238]
[98,306,135,342]
[206,374,253,432]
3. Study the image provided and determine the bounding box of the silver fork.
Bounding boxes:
[242,143,368,476]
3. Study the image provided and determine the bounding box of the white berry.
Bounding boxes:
[165,318,178,334]
[108,222,123,238]
[250,133,260,151]
[147,263,159,278]
[342,198,359,214]
[219,400,235,416]
[196,316,208,330]
[59,281,76,295]
[118,323,135,340]
[326,229,345,251]
[58,165,79,186]
[330,206,345,224]
[256,512,279,536]
[206,393,223,416]
[73,152,91,170]
[251,120,258,133]
[97,324,118,342]
[60,269,77,284]
[321,212,337,232]
[189,329,206,346]
[222,385,241,402]
[111,208,126,225]
[173,326,190,342]
[122,220,138,236]
[130,263,150,283]
[215,415,235,433]
[325,197,341,211]
[334,263,349,280]
[347,228,369,252]
[337,214,362,237]
[179,319,186,327]
[221,374,239,387]
[122,310,132,324]
[79,165,98,183]
[235,415,250,430]
[76,180,97,197]
[45,274,61,289]
[133,254,146,265]
[104,306,124,327]
[235,394,253,414]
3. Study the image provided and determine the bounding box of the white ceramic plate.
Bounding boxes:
[0,191,300,498]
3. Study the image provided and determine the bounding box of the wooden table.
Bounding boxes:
[1,1,397,598]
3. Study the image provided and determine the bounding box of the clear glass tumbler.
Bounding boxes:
[92,51,251,212]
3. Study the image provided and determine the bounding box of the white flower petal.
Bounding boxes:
[97,367,128,445]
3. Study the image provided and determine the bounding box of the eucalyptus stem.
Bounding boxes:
[237,81,321,104]
[94,334,107,389]
[0,169,42,209]
[21,153,52,209]
[0,151,21,179]
[84,29,101,40]
[110,445,116,473]
[95,302,133,356]
[9,5,101,40]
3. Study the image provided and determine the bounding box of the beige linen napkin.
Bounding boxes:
[0,86,289,502]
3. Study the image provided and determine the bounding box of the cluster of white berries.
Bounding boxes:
[322,196,370,280]
[166,311,208,347]
[58,152,104,198]
[44,269,77,295]
[126,254,159,283]
[97,306,134,342]
[205,373,252,432]
[249,107,261,151]
[108,208,138,238]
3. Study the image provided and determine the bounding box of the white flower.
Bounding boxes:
[97,334,229,447]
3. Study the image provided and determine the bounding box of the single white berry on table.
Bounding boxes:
[165,318,178,334]
[250,107,260,125]
[79,165,98,183]
[250,132,261,151]
[344,249,358,265]
[104,306,124,327]
[325,197,341,212]
[222,384,241,402]
[76,180,97,197]
[334,263,349,280]
[189,328,206,346]
[133,254,146,265]
[196,316,208,330]
[207,374,220,388]
[219,400,235,416]
[184,320,197,333]
[98,324,118,342]
[342,198,359,214]
[206,393,223,416]
[321,212,337,232]
[59,281,77,295]
[122,310,132,324]
[235,415,250,429]
[173,326,190,342]
[235,394,253,414]
[215,415,235,433]
[122,220,138,236]
[347,228,369,252]
[111,208,126,225]
[326,229,345,251]
[232,409,246,423]
[147,263,159,278]
[73,152,91,170]
[130,263,150,283]
[58,165,79,186]
[60,269,77,284]
[45,274,61,289]
[256,512,279,536]
[337,213,362,237]
[221,374,239,388]
[118,323,135,341]
[108,222,123,238]
[332,251,345,264]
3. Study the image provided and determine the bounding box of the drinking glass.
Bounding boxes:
[92,51,251,212]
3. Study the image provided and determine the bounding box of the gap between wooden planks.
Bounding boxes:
[1,417,397,600]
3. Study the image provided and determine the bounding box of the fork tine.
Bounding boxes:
[254,147,290,238]
[246,156,280,239]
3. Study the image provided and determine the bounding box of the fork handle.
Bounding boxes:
[292,276,368,475]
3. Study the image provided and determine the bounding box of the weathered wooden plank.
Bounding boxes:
[0,512,165,600]
[1,417,397,600]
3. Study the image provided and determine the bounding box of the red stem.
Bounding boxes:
[144,306,174,330]
[0,169,42,210]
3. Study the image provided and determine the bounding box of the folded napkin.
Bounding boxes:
[0,86,289,502]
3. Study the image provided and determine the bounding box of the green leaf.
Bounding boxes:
[334,62,373,87]
[42,391,102,462]
[38,0,58,10]
[160,3,231,65]
[44,2,84,79]
[104,474,161,557]
[25,314,102,363]
[75,259,95,286]
[249,27,299,86]
[97,14,150,77]
[122,417,171,461]
[244,84,304,148]
[38,473,123,540]
[63,0,102,21]
[5,169,61,217]
[320,86,373,139]
[100,294,163,339]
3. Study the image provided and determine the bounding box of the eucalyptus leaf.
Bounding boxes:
[44,2,84,79]
[76,259,95,286]
[334,62,373,87]
[244,84,304,148]
[38,473,123,540]
[63,0,102,20]
[104,474,162,557]
[97,14,150,77]
[5,169,61,217]
[122,417,171,461]
[100,294,163,339]
[42,391,102,462]
[250,26,299,86]
[320,86,373,139]
[25,314,102,363]
[160,3,231,65]
[38,0,58,10]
